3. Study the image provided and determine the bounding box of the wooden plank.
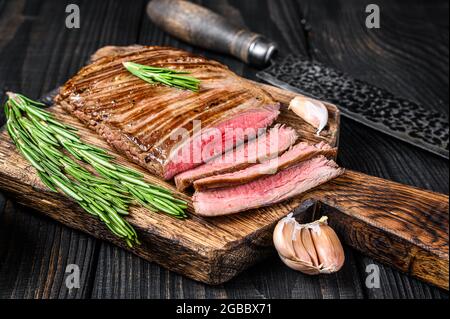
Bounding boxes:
[0,0,146,298]
[298,0,449,118]
[297,0,449,295]
[356,255,449,299]
[91,216,365,299]
[91,235,366,299]
[0,0,97,299]
[306,171,448,290]
[0,199,98,298]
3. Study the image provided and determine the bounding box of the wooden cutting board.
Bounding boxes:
[0,83,448,289]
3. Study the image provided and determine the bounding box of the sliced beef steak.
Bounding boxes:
[194,141,337,191]
[165,104,279,179]
[56,45,280,180]
[193,156,344,216]
[174,124,298,191]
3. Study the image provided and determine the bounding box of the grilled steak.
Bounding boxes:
[193,156,344,216]
[56,45,280,180]
[174,124,298,191]
[194,141,337,191]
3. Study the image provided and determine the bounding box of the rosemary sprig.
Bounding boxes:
[123,62,200,92]
[4,93,188,247]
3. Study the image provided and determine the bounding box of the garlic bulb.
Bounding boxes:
[289,96,328,135]
[273,214,345,275]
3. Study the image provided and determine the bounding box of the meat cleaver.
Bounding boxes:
[147,0,449,159]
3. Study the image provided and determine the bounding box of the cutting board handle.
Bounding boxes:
[146,0,277,65]
[305,170,449,290]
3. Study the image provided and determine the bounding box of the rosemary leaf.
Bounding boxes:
[123,62,200,92]
[37,171,58,192]
[50,175,84,201]
[4,92,188,247]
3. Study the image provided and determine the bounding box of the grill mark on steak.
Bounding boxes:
[132,90,253,144]
[116,89,233,131]
[61,52,228,97]
[85,47,226,75]
[56,46,279,179]
[108,90,184,125]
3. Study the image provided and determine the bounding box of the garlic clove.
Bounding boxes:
[273,215,345,275]
[301,227,320,267]
[279,256,322,275]
[289,96,329,135]
[273,214,297,260]
[292,227,313,265]
[310,221,345,273]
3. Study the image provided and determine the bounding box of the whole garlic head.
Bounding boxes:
[273,214,345,275]
[289,96,329,135]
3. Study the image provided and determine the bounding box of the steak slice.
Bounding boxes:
[193,156,344,216]
[174,124,298,191]
[165,104,279,180]
[55,45,280,180]
[193,141,337,191]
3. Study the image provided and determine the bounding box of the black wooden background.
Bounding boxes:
[0,0,448,299]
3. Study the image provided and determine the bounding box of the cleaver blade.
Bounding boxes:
[257,55,449,159]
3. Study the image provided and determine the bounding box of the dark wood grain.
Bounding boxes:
[0,200,97,298]
[295,0,449,297]
[299,0,449,118]
[355,253,448,299]
[0,0,448,299]
[0,0,146,299]
[307,170,449,290]
[0,0,98,299]
[91,242,365,299]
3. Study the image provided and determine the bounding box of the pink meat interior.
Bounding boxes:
[193,156,344,216]
[164,104,280,179]
[174,124,298,190]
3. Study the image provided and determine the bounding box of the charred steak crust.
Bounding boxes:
[55,45,279,179]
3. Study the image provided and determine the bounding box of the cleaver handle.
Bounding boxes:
[146,0,277,66]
